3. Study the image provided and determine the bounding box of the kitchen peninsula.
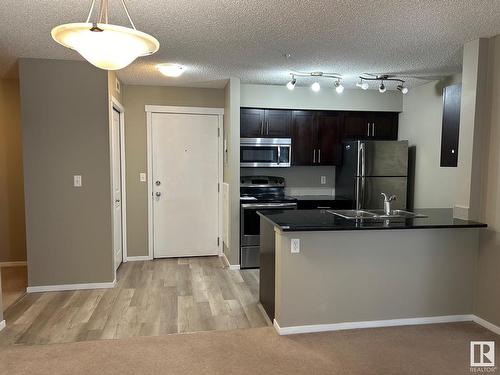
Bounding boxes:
[258,209,487,335]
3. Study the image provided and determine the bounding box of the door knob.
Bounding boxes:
[155,192,161,197]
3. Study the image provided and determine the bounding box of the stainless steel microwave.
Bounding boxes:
[240,138,291,167]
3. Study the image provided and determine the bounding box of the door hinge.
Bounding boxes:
[217,237,220,246]
[218,183,220,193]
[218,127,220,137]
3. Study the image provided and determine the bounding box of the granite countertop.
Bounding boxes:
[291,195,352,201]
[258,208,487,232]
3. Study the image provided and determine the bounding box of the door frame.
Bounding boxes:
[145,105,224,260]
[109,96,128,276]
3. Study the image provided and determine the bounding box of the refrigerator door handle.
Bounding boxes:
[367,123,370,137]
[360,142,366,177]
[372,123,375,137]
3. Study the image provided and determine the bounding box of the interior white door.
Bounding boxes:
[112,108,123,270]
[152,112,219,258]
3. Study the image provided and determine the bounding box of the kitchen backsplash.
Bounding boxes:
[240,166,336,196]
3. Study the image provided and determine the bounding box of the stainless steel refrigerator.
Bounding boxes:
[336,140,408,210]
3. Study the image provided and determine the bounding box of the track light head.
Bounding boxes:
[397,84,409,94]
[357,78,369,90]
[287,75,297,90]
[311,82,321,92]
[334,79,344,94]
[379,81,386,93]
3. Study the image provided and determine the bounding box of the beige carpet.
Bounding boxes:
[0,322,498,375]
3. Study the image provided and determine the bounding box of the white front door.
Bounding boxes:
[112,108,123,270]
[152,112,219,258]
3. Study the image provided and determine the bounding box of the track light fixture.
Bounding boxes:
[311,82,321,92]
[335,79,344,94]
[285,71,343,94]
[287,75,297,90]
[359,74,409,95]
[356,78,369,90]
[397,84,409,95]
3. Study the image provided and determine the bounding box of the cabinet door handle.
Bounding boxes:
[318,149,321,164]
[367,123,370,137]
[313,149,316,163]
[266,121,269,135]
[260,121,264,135]
[372,123,375,137]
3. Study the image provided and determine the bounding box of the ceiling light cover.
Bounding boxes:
[311,82,321,92]
[52,23,159,70]
[157,63,185,77]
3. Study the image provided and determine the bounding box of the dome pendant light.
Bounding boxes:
[51,0,160,70]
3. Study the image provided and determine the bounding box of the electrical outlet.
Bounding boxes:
[291,238,300,253]
[140,172,147,182]
[73,175,82,187]
[321,176,326,185]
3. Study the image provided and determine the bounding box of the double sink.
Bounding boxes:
[328,209,427,220]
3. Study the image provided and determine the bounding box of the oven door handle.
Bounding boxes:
[241,203,298,209]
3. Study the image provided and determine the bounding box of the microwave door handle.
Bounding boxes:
[277,146,281,165]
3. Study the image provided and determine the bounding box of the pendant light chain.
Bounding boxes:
[84,0,136,30]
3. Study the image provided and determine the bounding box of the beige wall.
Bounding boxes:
[122,85,225,257]
[398,75,461,208]
[274,228,479,327]
[475,34,500,327]
[222,78,241,265]
[19,59,114,286]
[0,79,26,262]
[241,84,403,111]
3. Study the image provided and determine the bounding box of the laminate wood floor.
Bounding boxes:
[0,257,269,346]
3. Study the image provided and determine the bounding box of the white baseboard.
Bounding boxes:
[219,253,240,270]
[473,315,500,335]
[273,314,475,335]
[0,320,5,332]
[0,261,27,267]
[126,256,152,262]
[27,280,116,293]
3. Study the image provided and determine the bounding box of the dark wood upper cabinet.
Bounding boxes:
[241,108,265,137]
[291,111,342,166]
[265,109,292,137]
[343,112,371,139]
[240,108,291,138]
[372,112,398,140]
[316,112,342,165]
[440,84,461,167]
[343,112,398,140]
[291,111,315,166]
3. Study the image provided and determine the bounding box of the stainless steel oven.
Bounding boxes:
[240,202,297,268]
[240,138,291,167]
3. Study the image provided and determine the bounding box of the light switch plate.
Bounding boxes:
[140,172,147,182]
[321,176,326,185]
[291,238,300,253]
[73,175,82,187]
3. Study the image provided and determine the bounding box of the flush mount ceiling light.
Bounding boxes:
[157,63,185,77]
[51,0,160,70]
[285,71,343,94]
[359,74,409,95]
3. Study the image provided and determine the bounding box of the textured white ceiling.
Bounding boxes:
[1,0,499,89]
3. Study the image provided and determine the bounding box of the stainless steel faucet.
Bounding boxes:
[381,193,396,215]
